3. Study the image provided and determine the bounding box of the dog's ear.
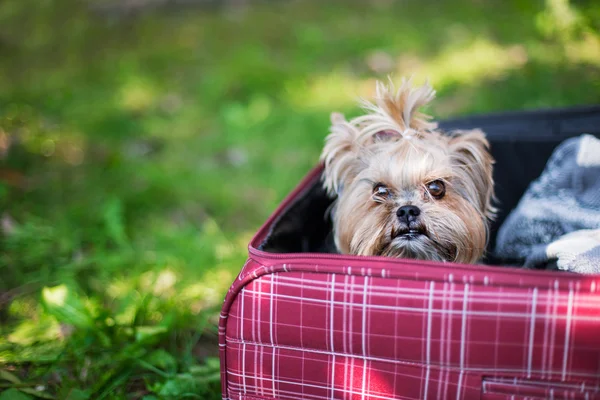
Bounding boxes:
[321,112,362,197]
[448,129,496,219]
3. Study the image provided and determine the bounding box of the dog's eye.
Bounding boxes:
[426,180,446,199]
[373,183,391,199]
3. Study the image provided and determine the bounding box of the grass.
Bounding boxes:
[0,0,599,398]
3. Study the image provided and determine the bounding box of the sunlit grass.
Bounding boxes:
[283,38,532,114]
[119,78,160,114]
[416,39,528,87]
[564,31,600,65]
[285,73,377,111]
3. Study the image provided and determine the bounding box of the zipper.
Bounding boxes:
[249,246,401,262]
[247,245,495,273]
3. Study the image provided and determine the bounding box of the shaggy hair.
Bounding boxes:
[321,78,495,264]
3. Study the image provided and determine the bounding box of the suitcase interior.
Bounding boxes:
[258,105,600,267]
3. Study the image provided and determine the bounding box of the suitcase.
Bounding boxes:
[219,106,600,400]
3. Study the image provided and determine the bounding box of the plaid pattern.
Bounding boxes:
[220,259,600,400]
[219,165,600,400]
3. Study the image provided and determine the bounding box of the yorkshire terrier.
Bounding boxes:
[321,78,495,264]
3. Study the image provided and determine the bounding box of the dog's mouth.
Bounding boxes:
[392,225,428,240]
[382,224,457,262]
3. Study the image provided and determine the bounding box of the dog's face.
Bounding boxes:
[322,79,494,264]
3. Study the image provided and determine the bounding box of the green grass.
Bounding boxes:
[0,0,599,398]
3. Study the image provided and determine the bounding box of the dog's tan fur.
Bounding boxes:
[321,78,495,264]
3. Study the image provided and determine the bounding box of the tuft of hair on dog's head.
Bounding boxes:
[320,78,495,264]
[321,78,437,196]
[364,77,438,133]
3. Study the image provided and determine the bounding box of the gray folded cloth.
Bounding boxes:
[495,134,600,273]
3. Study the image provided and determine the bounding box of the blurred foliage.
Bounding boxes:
[0,0,599,398]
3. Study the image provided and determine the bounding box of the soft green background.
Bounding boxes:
[0,0,599,398]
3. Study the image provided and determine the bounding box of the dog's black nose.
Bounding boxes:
[397,205,421,223]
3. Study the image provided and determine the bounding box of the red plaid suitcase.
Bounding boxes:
[219,106,600,400]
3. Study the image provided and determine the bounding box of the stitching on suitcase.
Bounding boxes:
[245,259,590,290]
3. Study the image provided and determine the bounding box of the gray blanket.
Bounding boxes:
[495,134,600,274]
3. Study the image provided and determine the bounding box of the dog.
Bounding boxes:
[321,78,495,264]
